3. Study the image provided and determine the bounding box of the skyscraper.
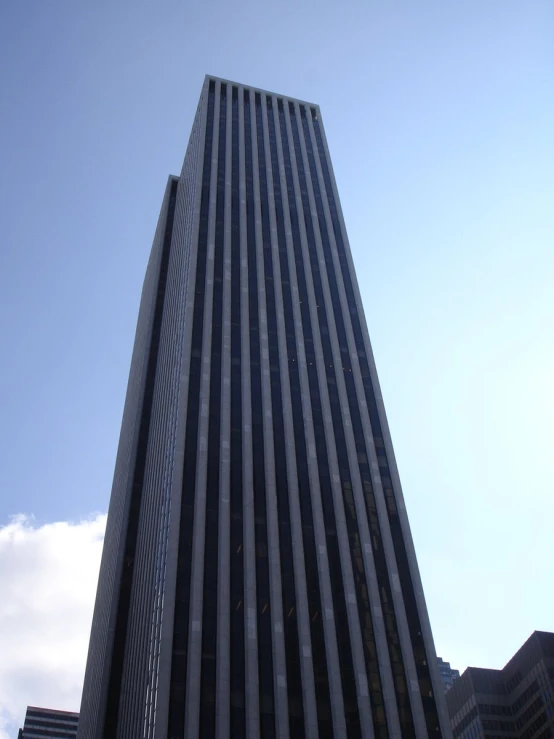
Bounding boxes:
[78,76,452,739]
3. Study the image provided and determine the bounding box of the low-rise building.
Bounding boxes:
[446,631,554,739]
[18,706,78,738]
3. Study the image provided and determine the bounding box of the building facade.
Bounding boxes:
[77,76,451,739]
[18,706,78,738]
[446,631,554,739]
[438,659,461,693]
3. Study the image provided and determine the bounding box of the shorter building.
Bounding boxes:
[439,657,461,692]
[18,706,78,738]
[446,631,554,739]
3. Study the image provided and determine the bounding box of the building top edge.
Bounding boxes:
[26,706,79,717]
[204,74,321,110]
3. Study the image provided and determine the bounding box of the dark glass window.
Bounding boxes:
[199,82,227,739]
[301,106,412,737]
[168,81,215,739]
[277,98,333,739]
[109,177,178,738]
[312,111,441,735]
[259,94,304,739]
[245,89,276,739]
[288,100,362,739]
[290,102,362,739]
[452,706,479,738]
[512,681,538,713]
[230,84,246,738]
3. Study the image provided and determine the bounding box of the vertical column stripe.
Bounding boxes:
[265,93,318,739]
[167,80,215,739]
[250,90,288,739]
[120,176,179,739]
[134,170,183,739]
[300,106,411,738]
[103,176,178,739]
[239,86,261,739]
[183,79,221,739]
[246,87,275,738]
[229,84,246,739]
[312,107,449,737]
[154,112,209,720]
[259,92,304,739]
[199,80,227,739]
[215,85,233,739]
[275,98,334,739]
[305,107,419,738]
[282,100,348,739]
[290,101,373,739]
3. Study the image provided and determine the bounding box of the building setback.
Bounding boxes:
[446,631,554,739]
[77,76,452,739]
[18,706,78,738]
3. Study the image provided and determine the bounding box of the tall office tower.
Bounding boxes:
[18,706,79,738]
[78,76,451,739]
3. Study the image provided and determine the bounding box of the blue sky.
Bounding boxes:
[1,0,553,732]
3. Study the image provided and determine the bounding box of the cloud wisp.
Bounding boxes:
[0,513,106,739]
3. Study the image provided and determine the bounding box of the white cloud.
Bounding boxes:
[0,514,106,739]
